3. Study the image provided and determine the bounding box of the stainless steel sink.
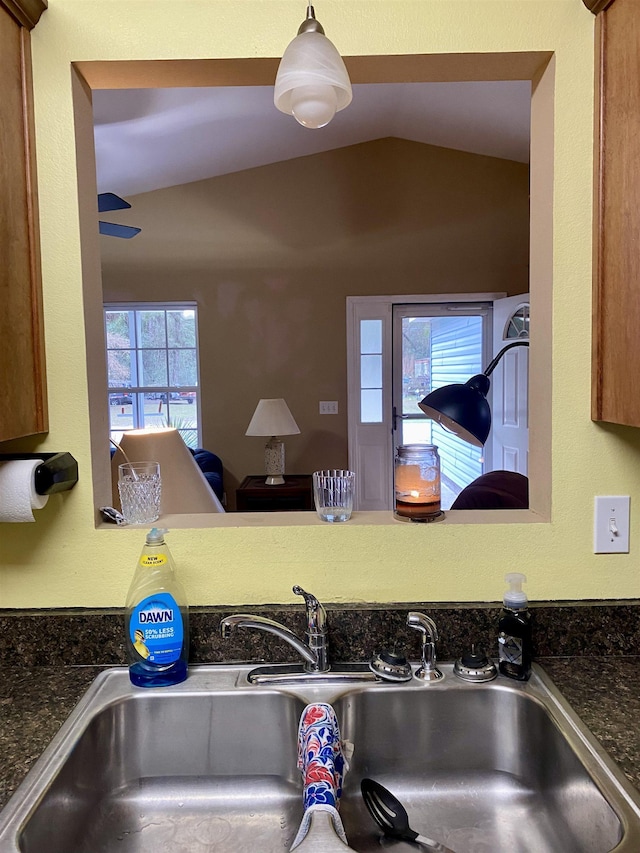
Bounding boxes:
[334,667,636,852]
[4,668,307,853]
[1,663,639,853]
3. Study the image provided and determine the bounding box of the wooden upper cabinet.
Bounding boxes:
[592,0,640,425]
[0,0,47,442]
[582,0,616,12]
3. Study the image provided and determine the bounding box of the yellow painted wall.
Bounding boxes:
[2,0,640,609]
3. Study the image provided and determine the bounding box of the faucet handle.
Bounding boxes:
[293,585,327,633]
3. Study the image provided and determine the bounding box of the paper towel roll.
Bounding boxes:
[0,459,49,522]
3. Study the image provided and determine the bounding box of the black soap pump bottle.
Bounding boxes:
[498,572,532,681]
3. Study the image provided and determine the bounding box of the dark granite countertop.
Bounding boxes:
[2,656,640,814]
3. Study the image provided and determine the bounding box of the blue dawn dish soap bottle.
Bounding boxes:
[125,528,189,688]
[498,572,532,681]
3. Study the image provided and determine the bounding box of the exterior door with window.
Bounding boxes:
[392,303,491,508]
[347,293,503,511]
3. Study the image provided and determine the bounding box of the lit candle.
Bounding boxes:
[394,447,441,520]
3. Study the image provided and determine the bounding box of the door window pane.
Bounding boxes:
[361,389,382,423]
[394,307,487,508]
[360,354,382,388]
[402,317,431,415]
[361,319,382,354]
[360,319,383,423]
[504,304,530,340]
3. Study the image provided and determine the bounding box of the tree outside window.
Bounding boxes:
[105,303,200,447]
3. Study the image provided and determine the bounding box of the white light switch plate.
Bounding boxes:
[319,401,338,414]
[593,496,630,553]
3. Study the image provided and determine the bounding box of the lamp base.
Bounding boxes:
[264,437,285,485]
[265,474,285,486]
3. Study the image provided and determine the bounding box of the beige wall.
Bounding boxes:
[101,138,529,504]
[4,1,639,609]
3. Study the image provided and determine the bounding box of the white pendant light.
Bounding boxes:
[274,3,352,129]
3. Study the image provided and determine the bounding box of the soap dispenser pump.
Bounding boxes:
[498,572,532,681]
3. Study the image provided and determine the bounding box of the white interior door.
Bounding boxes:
[490,294,529,474]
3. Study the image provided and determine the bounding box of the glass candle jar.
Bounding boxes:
[394,444,442,522]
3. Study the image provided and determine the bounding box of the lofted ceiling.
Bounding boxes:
[93,81,531,198]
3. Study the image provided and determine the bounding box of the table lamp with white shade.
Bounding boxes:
[245,398,301,485]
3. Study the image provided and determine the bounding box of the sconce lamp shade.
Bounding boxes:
[418,341,530,448]
[274,26,352,129]
[419,375,491,448]
[111,428,224,515]
[245,398,301,437]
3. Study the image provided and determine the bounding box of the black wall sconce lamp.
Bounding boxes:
[418,341,530,447]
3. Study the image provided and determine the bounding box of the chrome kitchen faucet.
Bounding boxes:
[220,585,329,674]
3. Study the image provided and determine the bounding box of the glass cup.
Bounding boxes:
[118,461,161,524]
[312,470,355,523]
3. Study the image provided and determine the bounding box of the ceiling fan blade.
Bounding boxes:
[99,220,141,239]
[98,192,131,213]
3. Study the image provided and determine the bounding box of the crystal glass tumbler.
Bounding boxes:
[118,461,161,524]
[312,469,355,522]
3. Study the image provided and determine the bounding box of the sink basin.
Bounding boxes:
[1,663,639,853]
[5,668,307,853]
[333,668,634,852]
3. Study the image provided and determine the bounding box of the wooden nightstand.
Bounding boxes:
[236,475,313,512]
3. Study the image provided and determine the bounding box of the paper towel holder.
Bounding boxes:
[0,452,78,495]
